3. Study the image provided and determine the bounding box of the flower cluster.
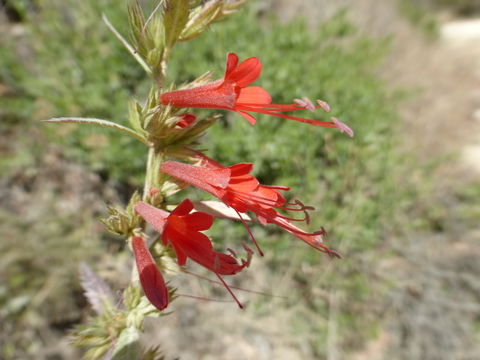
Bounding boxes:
[133,53,350,310]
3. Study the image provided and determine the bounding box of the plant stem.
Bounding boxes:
[143,146,156,202]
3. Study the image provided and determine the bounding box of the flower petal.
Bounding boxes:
[237,86,272,105]
[185,211,214,231]
[236,110,257,125]
[224,53,239,78]
[171,199,194,216]
[226,57,262,87]
[228,163,254,176]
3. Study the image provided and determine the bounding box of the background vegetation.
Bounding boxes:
[1,0,479,359]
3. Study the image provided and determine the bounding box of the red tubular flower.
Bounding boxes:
[160,53,353,136]
[161,158,341,258]
[131,236,169,311]
[134,199,252,308]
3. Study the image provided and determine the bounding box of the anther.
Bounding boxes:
[331,117,354,137]
[316,100,331,112]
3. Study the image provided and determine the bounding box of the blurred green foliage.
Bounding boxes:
[399,0,439,36]
[0,0,423,358]
[0,0,148,184]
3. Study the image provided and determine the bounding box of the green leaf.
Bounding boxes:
[43,117,151,146]
[128,99,145,133]
[163,0,190,48]
[102,13,153,75]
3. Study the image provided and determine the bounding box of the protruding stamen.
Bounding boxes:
[216,273,244,309]
[241,243,254,267]
[183,269,286,298]
[227,247,237,258]
[320,226,328,238]
[294,98,307,107]
[177,293,234,303]
[294,97,315,112]
[332,117,354,137]
[294,199,313,224]
[327,249,342,258]
[235,209,264,256]
[316,100,331,112]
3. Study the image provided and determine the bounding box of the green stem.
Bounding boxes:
[143,147,155,201]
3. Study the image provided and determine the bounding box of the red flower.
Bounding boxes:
[160,53,353,136]
[161,157,341,258]
[176,113,196,128]
[134,199,252,308]
[131,236,169,311]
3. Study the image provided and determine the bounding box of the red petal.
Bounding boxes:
[228,163,253,176]
[185,211,214,231]
[166,228,188,266]
[131,237,169,310]
[178,231,245,275]
[224,53,239,78]
[227,57,262,87]
[237,86,271,105]
[236,110,257,125]
[171,199,194,216]
[134,202,169,233]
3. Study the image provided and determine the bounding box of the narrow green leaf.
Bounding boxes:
[102,14,153,75]
[128,99,145,133]
[43,117,151,146]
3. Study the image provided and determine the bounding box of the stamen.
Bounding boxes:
[331,117,354,137]
[182,269,286,298]
[305,240,341,257]
[316,100,331,112]
[177,293,234,303]
[274,212,309,223]
[320,226,328,238]
[302,97,316,112]
[241,244,254,267]
[227,247,237,258]
[294,199,313,224]
[262,184,290,191]
[294,97,315,112]
[215,273,244,309]
[327,249,342,258]
[238,106,337,128]
[294,98,307,107]
[270,216,327,237]
[235,209,264,256]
